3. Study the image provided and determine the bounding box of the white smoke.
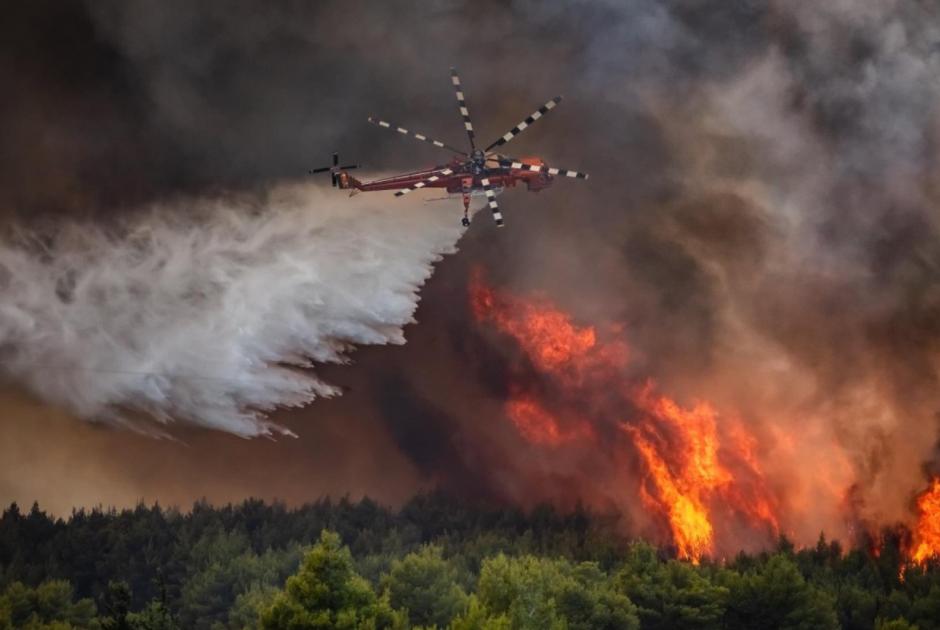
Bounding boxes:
[0,181,465,437]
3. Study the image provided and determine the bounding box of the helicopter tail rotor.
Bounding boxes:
[309,152,359,187]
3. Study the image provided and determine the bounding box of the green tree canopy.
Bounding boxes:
[260,530,404,630]
[0,580,98,629]
[126,600,178,630]
[460,553,638,630]
[6,497,940,630]
[381,546,466,628]
[720,553,839,630]
[615,541,728,630]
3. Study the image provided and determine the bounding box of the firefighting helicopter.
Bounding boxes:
[309,68,589,228]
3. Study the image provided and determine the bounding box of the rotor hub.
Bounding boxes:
[470,149,487,174]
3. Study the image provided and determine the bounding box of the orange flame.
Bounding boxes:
[507,396,571,446]
[469,268,780,562]
[628,426,715,562]
[471,271,589,367]
[628,389,733,562]
[910,478,940,565]
[469,269,629,383]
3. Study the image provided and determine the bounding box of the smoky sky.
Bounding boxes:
[1,0,772,217]
[4,0,940,546]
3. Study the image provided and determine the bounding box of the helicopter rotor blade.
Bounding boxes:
[393,168,456,197]
[484,96,563,152]
[367,117,466,155]
[499,159,589,180]
[480,177,504,227]
[450,67,477,151]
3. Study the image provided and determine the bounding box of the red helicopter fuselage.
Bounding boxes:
[337,156,553,195]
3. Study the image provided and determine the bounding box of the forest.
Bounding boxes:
[1,493,938,629]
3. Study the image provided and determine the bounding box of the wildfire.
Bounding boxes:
[629,427,715,562]
[628,389,733,562]
[469,268,780,562]
[469,269,628,382]
[506,396,581,446]
[910,478,940,565]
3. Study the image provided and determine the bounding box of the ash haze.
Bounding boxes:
[3,0,940,553]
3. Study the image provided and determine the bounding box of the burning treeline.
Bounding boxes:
[469,268,940,565]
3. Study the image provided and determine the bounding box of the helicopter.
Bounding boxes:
[310,68,589,228]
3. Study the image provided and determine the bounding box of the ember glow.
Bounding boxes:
[469,269,780,561]
[505,396,593,446]
[910,478,940,565]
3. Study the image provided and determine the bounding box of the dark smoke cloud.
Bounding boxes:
[3,0,940,547]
